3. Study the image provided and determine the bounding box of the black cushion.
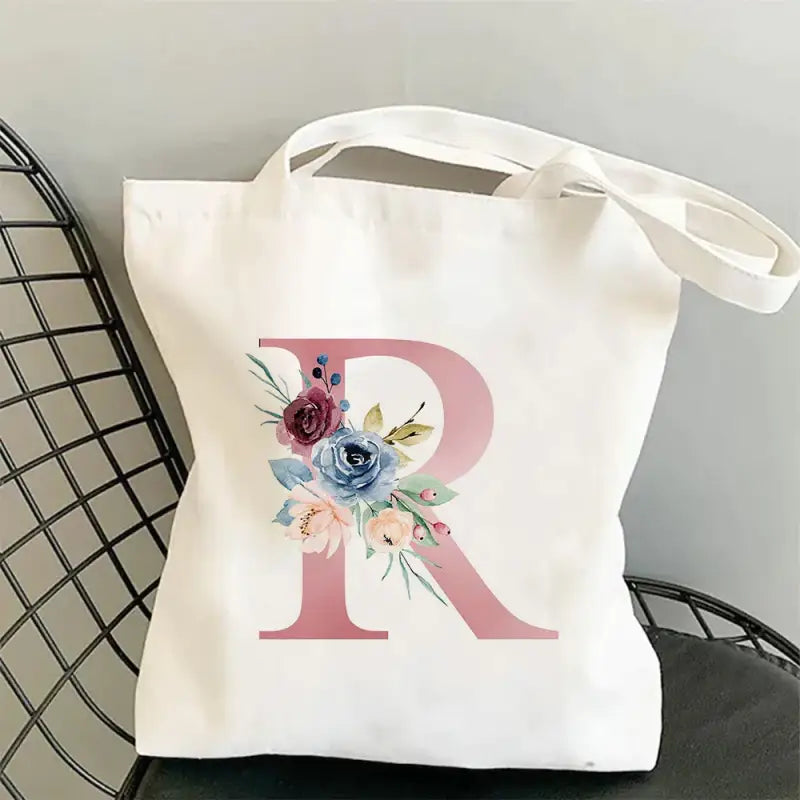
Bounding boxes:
[124,630,799,800]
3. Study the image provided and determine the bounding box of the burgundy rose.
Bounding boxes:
[276,387,341,456]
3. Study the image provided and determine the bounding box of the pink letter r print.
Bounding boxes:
[258,339,557,641]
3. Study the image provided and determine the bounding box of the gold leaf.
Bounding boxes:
[392,447,413,467]
[363,403,383,433]
[385,423,433,446]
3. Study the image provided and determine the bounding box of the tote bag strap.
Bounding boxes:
[254,107,800,314]
[511,146,800,313]
[254,107,573,187]
[293,134,530,177]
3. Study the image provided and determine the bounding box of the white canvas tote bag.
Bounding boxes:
[123,107,800,771]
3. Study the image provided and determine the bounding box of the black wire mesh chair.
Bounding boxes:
[1,121,797,800]
[0,121,185,800]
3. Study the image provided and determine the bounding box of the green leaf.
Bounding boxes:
[410,568,447,605]
[299,370,312,389]
[255,405,283,420]
[398,556,411,599]
[367,500,392,515]
[246,353,276,385]
[404,548,441,569]
[366,546,376,560]
[363,403,384,433]
[248,369,274,387]
[249,371,289,406]
[392,446,413,468]
[397,474,458,506]
[402,553,447,605]
[381,553,394,580]
[384,423,433,447]
[247,353,292,402]
[262,386,289,406]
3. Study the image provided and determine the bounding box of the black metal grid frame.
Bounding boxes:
[0,120,186,799]
[0,121,796,800]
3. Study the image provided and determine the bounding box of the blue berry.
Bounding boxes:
[312,367,322,379]
[330,372,341,386]
[340,399,351,412]
[316,354,329,365]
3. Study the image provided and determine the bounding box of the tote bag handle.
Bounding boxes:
[254,107,800,313]
[293,134,530,177]
[254,107,572,187]
[509,147,800,313]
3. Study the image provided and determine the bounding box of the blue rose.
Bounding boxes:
[311,428,399,505]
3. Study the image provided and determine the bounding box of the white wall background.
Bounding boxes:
[3,0,797,635]
[1,0,797,736]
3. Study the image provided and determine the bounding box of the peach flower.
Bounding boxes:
[365,507,414,553]
[286,483,354,557]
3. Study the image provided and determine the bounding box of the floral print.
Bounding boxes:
[285,483,353,557]
[277,386,341,457]
[248,350,458,603]
[365,508,415,553]
[312,429,399,505]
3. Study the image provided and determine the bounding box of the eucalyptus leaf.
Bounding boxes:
[268,458,313,490]
[363,403,384,433]
[299,370,312,389]
[384,423,433,446]
[397,474,458,506]
[381,553,394,580]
